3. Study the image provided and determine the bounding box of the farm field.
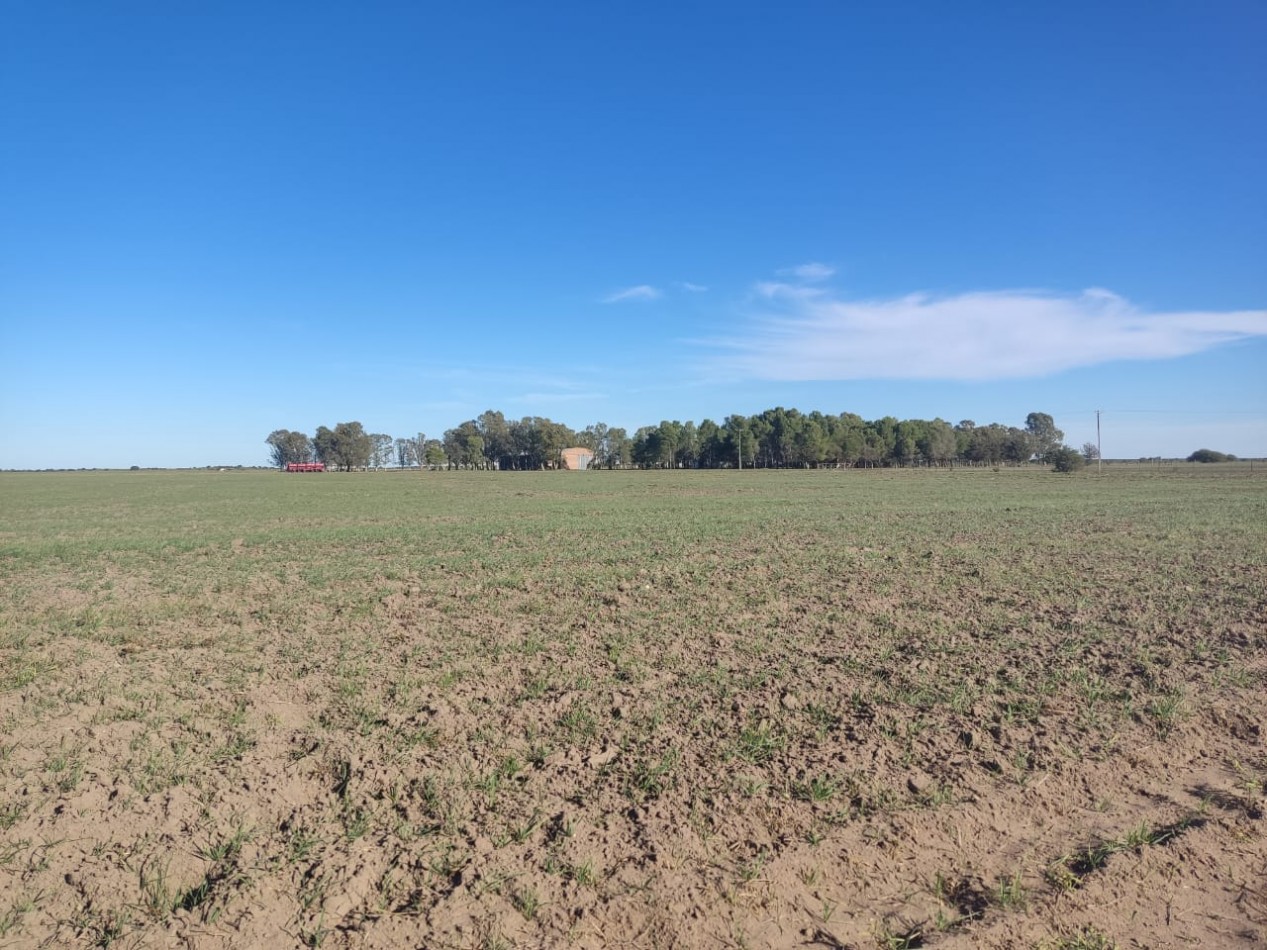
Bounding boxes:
[1,468,1264,949]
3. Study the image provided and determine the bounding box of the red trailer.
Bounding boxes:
[285,462,326,472]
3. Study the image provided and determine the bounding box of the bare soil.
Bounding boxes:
[0,469,1263,949]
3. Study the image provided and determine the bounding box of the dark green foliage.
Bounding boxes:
[312,422,372,471]
[1025,412,1064,461]
[1049,446,1086,473]
[266,429,315,469]
[1187,449,1235,463]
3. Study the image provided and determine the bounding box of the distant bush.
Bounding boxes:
[130,465,140,471]
[1187,449,1235,463]
[1049,446,1085,473]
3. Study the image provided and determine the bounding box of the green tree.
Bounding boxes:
[313,422,372,471]
[477,411,511,468]
[965,424,1007,465]
[423,439,447,468]
[503,417,574,469]
[266,429,314,469]
[443,421,486,468]
[676,420,699,468]
[1187,448,1235,463]
[606,427,632,468]
[1025,412,1064,462]
[954,420,976,459]
[1049,445,1085,472]
[833,413,866,467]
[866,417,899,466]
[632,425,661,468]
[695,419,724,468]
[579,422,607,459]
[893,419,926,467]
[538,418,575,469]
[920,419,958,467]
[657,420,683,468]
[1003,427,1034,465]
[791,414,829,467]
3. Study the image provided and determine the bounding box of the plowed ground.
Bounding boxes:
[1,468,1263,949]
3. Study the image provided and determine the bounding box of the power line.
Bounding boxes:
[1049,407,1267,416]
[1099,408,1267,416]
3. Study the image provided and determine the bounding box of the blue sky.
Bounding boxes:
[2,1,1264,468]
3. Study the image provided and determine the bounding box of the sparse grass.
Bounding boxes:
[569,858,595,886]
[735,721,783,764]
[0,800,27,830]
[343,807,372,840]
[0,892,40,937]
[1042,927,1120,950]
[202,819,253,864]
[792,774,839,802]
[286,825,320,863]
[628,749,679,800]
[875,917,924,949]
[510,885,540,919]
[994,869,1027,910]
[1145,690,1188,737]
[1049,814,1206,889]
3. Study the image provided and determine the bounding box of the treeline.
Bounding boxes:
[268,409,1076,471]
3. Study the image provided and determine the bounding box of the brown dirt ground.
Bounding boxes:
[2,485,1264,949]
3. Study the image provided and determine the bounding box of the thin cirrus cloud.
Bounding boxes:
[703,284,1267,381]
[603,284,661,303]
[778,261,836,281]
[511,391,608,404]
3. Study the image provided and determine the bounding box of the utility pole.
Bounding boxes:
[1096,409,1102,475]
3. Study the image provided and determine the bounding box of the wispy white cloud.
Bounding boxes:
[678,281,709,293]
[703,286,1267,381]
[603,284,661,303]
[778,261,836,281]
[511,391,608,404]
[754,280,827,300]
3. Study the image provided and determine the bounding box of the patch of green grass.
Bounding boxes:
[792,774,839,802]
[1050,814,1205,888]
[1042,927,1119,950]
[0,892,39,937]
[1145,690,1188,737]
[210,733,255,763]
[0,800,27,830]
[874,918,924,949]
[558,704,598,742]
[202,820,253,864]
[510,885,540,919]
[994,869,1027,910]
[735,721,782,764]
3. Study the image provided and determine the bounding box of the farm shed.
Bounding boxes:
[560,447,595,470]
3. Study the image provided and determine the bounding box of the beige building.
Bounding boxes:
[560,447,595,471]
